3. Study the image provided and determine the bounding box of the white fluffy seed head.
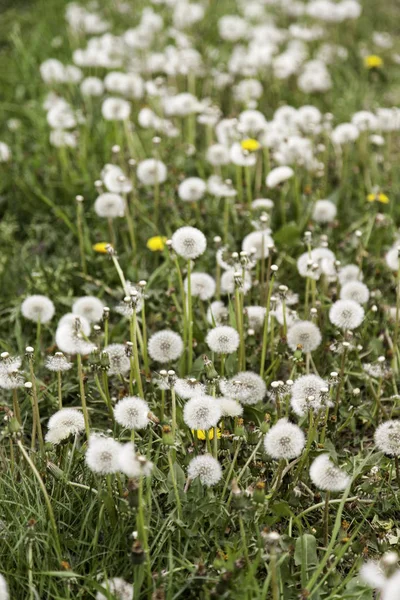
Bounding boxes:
[217,397,244,417]
[287,320,322,353]
[386,247,399,272]
[183,395,222,430]
[85,436,122,475]
[382,571,400,600]
[117,443,153,479]
[103,344,130,375]
[374,420,400,456]
[148,330,184,363]
[114,396,149,430]
[94,192,125,218]
[96,577,134,600]
[220,371,266,405]
[45,409,85,444]
[72,296,104,323]
[137,158,167,186]
[0,574,9,600]
[359,561,386,589]
[184,272,216,300]
[242,230,273,260]
[55,324,96,355]
[21,295,55,323]
[246,306,266,331]
[290,374,328,416]
[329,299,364,330]
[207,300,228,325]
[206,325,240,354]
[178,177,207,202]
[309,454,350,491]
[174,377,206,399]
[171,226,207,260]
[338,264,362,284]
[312,199,337,223]
[340,281,370,304]
[45,352,73,372]
[264,418,305,459]
[187,454,222,486]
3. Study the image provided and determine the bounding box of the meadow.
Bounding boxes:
[0,0,400,598]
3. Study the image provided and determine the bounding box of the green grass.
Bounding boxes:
[0,0,400,598]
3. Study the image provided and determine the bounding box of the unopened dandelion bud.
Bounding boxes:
[125,341,133,357]
[94,180,103,191]
[331,371,338,378]
[131,540,146,565]
[75,195,84,203]
[271,264,278,273]
[232,252,239,260]
[234,418,246,437]
[162,424,175,446]
[353,388,360,396]
[24,382,33,393]
[152,136,161,145]
[213,236,222,247]
[355,230,362,238]
[9,416,21,434]
[202,355,218,380]
[247,328,255,336]
[1,352,9,360]
[100,351,110,370]
[265,531,281,545]
[253,481,266,504]
[286,379,293,387]
[128,158,136,167]
[371,305,378,312]
[111,144,120,154]
[138,280,146,289]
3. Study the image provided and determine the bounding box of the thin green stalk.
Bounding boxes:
[77,354,90,439]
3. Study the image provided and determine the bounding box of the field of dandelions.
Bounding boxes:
[1,0,400,598]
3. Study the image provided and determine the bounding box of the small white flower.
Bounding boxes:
[264,418,305,459]
[187,454,222,486]
[114,396,149,431]
[148,330,184,363]
[206,325,240,354]
[21,295,55,323]
[309,454,350,491]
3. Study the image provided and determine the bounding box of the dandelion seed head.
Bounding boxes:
[287,320,322,353]
[45,408,85,444]
[21,295,55,324]
[375,420,400,456]
[55,324,96,355]
[359,561,386,589]
[94,192,125,218]
[340,281,370,304]
[114,396,149,431]
[187,454,222,486]
[85,435,122,475]
[0,574,9,600]
[309,454,350,491]
[171,226,207,260]
[103,344,130,375]
[117,443,153,479]
[183,395,222,430]
[174,377,206,399]
[148,330,184,363]
[96,577,134,600]
[206,325,240,354]
[246,306,266,331]
[207,300,228,325]
[178,177,206,202]
[45,352,73,373]
[290,374,328,416]
[329,299,364,330]
[217,396,243,417]
[220,371,266,405]
[242,231,273,260]
[73,296,104,323]
[137,158,167,186]
[264,418,305,459]
[312,199,337,223]
[184,272,216,301]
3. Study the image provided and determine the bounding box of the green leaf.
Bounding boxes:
[294,534,318,568]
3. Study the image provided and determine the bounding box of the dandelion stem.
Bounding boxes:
[77,353,90,439]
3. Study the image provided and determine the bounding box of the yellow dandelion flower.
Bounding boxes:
[241,138,261,152]
[193,428,222,440]
[93,242,113,254]
[367,192,389,204]
[364,55,383,69]
[147,236,167,252]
